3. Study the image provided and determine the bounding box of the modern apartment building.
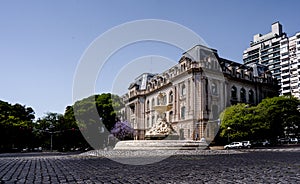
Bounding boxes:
[243,22,300,97]
[280,33,300,98]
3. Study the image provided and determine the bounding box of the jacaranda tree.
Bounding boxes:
[110,121,134,140]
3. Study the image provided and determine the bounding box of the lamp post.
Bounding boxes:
[46,124,55,152]
[227,127,231,143]
[50,132,53,152]
[195,122,200,141]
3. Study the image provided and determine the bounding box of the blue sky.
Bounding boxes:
[1,0,300,118]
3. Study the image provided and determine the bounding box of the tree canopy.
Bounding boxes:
[72,93,124,130]
[69,93,124,149]
[0,93,124,152]
[0,100,35,151]
[219,96,300,143]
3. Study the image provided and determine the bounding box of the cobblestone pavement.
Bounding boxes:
[0,149,299,183]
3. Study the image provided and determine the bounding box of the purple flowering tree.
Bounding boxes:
[110,121,134,140]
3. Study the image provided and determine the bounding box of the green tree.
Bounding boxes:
[0,100,35,151]
[71,93,124,149]
[220,103,262,142]
[33,111,89,151]
[256,96,300,141]
[62,106,90,151]
[219,96,300,144]
[34,112,64,150]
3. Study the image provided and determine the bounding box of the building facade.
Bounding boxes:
[243,22,300,97]
[280,32,300,98]
[123,45,278,142]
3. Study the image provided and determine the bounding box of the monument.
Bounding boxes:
[114,92,208,150]
[145,92,179,140]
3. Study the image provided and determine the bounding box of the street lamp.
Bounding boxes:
[227,127,231,143]
[195,122,200,141]
[45,124,55,152]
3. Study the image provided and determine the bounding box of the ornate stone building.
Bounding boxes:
[122,45,278,142]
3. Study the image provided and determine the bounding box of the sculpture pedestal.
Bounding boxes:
[114,140,208,150]
[145,118,178,140]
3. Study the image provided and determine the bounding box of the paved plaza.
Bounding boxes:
[0,148,299,183]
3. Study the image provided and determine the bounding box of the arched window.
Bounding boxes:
[146,100,150,111]
[162,95,167,105]
[232,67,236,76]
[241,69,244,78]
[181,106,186,120]
[181,84,186,96]
[249,71,253,80]
[169,91,173,103]
[249,90,254,103]
[212,105,218,120]
[231,86,237,99]
[240,88,246,102]
[157,96,160,105]
[169,111,173,122]
[151,98,155,109]
[212,83,217,95]
[151,115,155,126]
[147,117,150,128]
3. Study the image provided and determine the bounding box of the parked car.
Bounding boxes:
[33,147,42,152]
[241,141,251,148]
[21,148,30,153]
[289,138,298,144]
[224,142,243,149]
[277,138,289,144]
[252,140,270,147]
[260,140,270,146]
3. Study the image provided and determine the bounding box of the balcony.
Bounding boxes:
[281,60,290,66]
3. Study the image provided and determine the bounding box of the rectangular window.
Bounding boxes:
[281,69,289,73]
[262,56,269,61]
[181,83,186,96]
[272,41,279,46]
[274,69,281,73]
[282,58,289,62]
[274,63,280,68]
[273,52,280,57]
[273,46,280,51]
[282,75,290,79]
[282,64,289,69]
[181,106,185,120]
[261,50,268,55]
[248,49,259,55]
[281,46,288,53]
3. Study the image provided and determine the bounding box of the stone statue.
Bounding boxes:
[145,92,178,140]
